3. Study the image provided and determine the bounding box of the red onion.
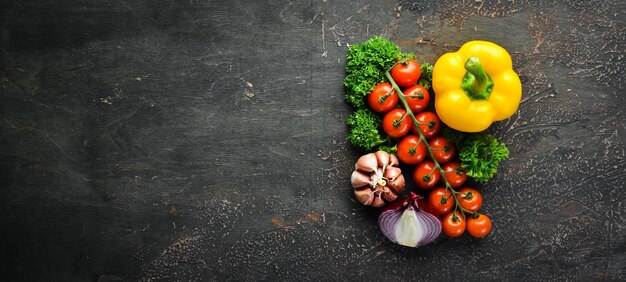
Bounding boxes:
[378,192,442,247]
[351,151,405,207]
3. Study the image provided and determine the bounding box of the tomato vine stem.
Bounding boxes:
[384,71,473,217]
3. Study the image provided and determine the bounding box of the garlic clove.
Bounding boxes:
[352,152,406,207]
[389,154,399,167]
[371,195,385,207]
[355,153,378,173]
[388,174,405,194]
[350,170,372,188]
[382,187,397,202]
[354,188,374,205]
[376,167,384,178]
[375,151,390,167]
[383,166,401,180]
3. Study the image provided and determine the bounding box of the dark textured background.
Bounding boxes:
[1,0,625,281]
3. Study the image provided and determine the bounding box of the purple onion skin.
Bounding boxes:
[378,192,442,247]
[378,206,403,244]
[415,211,441,246]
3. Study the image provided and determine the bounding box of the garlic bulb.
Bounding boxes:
[378,192,442,247]
[351,151,405,207]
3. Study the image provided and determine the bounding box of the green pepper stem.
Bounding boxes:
[461,56,494,100]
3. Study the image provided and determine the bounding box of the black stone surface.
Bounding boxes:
[1,0,625,281]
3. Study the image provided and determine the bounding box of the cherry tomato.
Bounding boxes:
[382,108,411,138]
[428,136,455,164]
[367,83,398,113]
[413,160,441,189]
[390,59,421,87]
[441,161,467,188]
[412,111,441,139]
[397,135,426,165]
[456,187,483,212]
[467,213,492,238]
[442,211,466,238]
[428,187,454,215]
[404,85,429,114]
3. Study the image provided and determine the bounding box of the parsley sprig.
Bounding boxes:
[444,128,510,183]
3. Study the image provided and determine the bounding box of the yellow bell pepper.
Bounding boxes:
[432,40,522,132]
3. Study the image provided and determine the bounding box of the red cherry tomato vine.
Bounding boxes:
[384,70,491,238]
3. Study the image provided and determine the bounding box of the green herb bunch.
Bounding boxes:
[444,128,509,183]
[344,37,414,151]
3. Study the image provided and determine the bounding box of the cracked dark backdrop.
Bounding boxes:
[1,0,624,281]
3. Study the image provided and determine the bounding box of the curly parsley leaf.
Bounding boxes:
[377,144,398,155]
[347,108,385,151]
[444,128,509,183]
[417,62,433,90]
